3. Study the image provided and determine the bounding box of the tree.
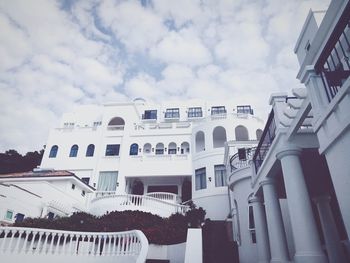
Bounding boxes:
[0,149,44,174]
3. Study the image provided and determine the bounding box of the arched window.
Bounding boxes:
[195,131,205,152]
[256,129,263,141]
[69,145,79,157]
[130,143,139,155]
[213,126,227,148]
[86,144,95,157]
[168,142,177,154]
[180,142,190,154]
[49,145,58,158]
[155,143,164,155]
[107,117,125,130]
[235,125,249,141]
[143,143,151,154]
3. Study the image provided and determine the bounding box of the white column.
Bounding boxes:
[276,148,327,263]
[260,179,290,263]
[250,196,271,263]
[313,195,347,263]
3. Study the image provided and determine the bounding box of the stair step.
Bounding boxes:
[146,260,170,263]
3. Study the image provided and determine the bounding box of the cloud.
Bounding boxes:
[0,0,332,153]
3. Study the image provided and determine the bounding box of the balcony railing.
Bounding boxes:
[252,110,276,173]
[145,192,180,204]
[107,125,124,131]
[315,3,350,102]
[230,147,257,171]
[0,227,148,263]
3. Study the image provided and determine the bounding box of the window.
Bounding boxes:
[248,205,256,243]
[105,144,120,156]
[81,190,86,197]
[15,213,25,223]
[71,184,75,190]
[82,177,90,185]
[49,145,58,158]
[107,117,125,130]
[143,110,157,120]
[235,125,249,141]
[211,106,226,115]
[195,131,205,152]
[237,105,253,115]
[97,171,118,192]
[215,165,227,187]
[5,210,13,220]
[47,212,55,220]
[180,142,190,154]
[238,148,247,160]
[69,145,79,157]
[155,143,164,155]
[143,143,152,154]
[195,168,207,190]
[93,121,102,127]
[130,143,139,155]
[168,142,177,154]
[86,144,95,157]
[213,126,227,148]
[165,108,180,118]
[188,107,202,118]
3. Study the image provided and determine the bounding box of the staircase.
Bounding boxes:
[202,220,239,263]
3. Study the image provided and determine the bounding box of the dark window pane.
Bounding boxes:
[105,144,120,156]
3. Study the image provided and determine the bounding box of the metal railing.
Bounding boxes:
[315,3,350,102]
[230,147,257,171]
[252,110,276,173]
[0,227,148,263]
[107,125,125,131]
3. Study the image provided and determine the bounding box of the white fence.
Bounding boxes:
[145,192,179,204]
[90,194,189,217]
[0,227,148,263]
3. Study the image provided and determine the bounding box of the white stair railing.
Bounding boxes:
[145,192,179,204]
[0,227,148,263]
[90,194,189,217]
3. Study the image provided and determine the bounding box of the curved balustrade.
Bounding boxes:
[145,192,179,204]
[0,227,148,263]
[230,147,256,171]
[90,194,189,217]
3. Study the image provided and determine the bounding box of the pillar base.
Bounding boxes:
[293,252,328,263]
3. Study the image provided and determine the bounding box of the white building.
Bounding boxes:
[225,1,350,262]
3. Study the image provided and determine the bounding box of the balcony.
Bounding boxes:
[90,194,189,218]
[252,110,276,173]
[230,147,256,172]
[0,227,148,263]
[315,4,350,102]
[211,107,227,119]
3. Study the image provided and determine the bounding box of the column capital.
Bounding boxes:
[249,195,262,204]
[276,147,302,160]
[259,178,276,187]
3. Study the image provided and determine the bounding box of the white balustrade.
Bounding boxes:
[0,227,148,263]
[95,191,117,198]
[90,194,189,217]
[145,192,178,204]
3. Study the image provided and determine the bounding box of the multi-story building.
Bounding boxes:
[225,1,350,262]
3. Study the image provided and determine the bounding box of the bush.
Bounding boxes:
[14,206,206,245]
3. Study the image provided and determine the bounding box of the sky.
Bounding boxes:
[0,0,330,154]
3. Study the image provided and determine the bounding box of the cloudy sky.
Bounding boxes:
[0,0,330,153]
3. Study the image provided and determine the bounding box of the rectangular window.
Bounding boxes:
[81,190,86,197]
[155,149,164,155]
[71,184,75,190]
[215,165,227,187]
[5,210,13,220]
[237,105,253,115]
[105,144,120,156]
[15,213,25,223]
[165,108,180,118]
[143,110,157,120]
[168,148,177,154]
[195,168,207,190]
[248,205,256,243]
[97,171,119,192]
[211,106,226,115]
[188,107,202,118]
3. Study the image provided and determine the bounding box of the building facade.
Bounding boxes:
[225,1,350,262]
